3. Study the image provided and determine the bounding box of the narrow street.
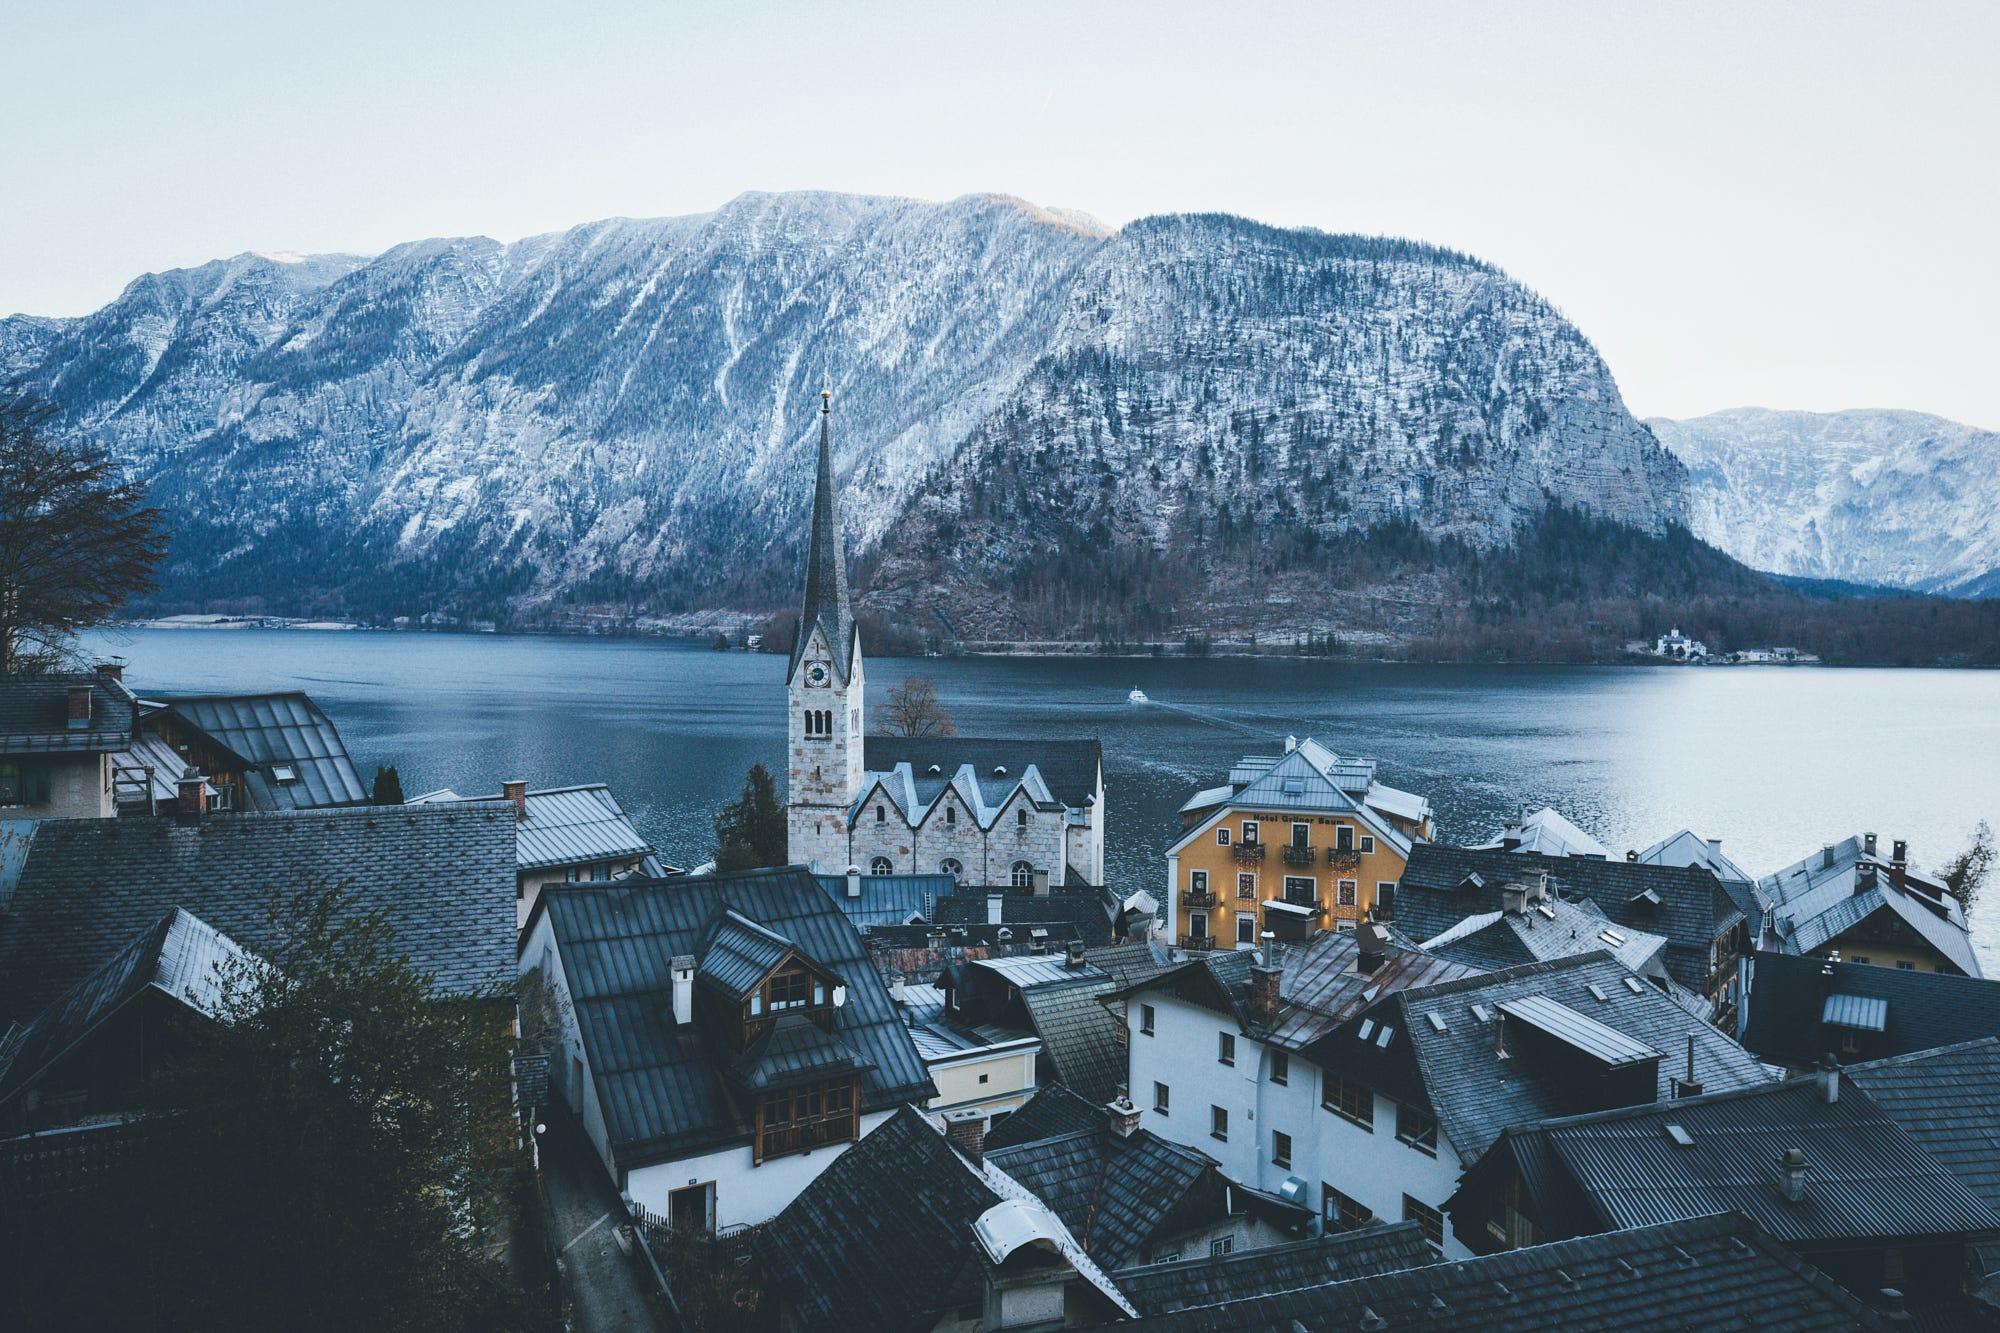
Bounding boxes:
[538,1113,669,1333]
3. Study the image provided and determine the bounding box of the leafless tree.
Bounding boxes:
[881,674,956,737]
[0,397,167,673]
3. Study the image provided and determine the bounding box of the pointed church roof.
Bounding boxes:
[791,385,858,682]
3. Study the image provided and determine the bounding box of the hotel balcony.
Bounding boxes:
[1182,889,1219,909]
[1325,847,1362,872]
[1281,844,1316,867]
[1232,842,1266,864]
[1179,933,1216,953]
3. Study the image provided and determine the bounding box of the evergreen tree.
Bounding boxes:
[714,762,787,870]
[371,763,405,805]
[1941,820,1995,920]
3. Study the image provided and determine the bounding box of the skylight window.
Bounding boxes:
[1536,903,1557,920]
[1425,1013,1447,1033]
[1282,777,1305,794]
[1470,1003,1491,1022]
[1599,928,1627,946]
[271,764,298,783]
[1357,1019,1375,1041]
[1623,977,1645,994]
[1665,1124,1695,1148]
[1586,984,1609,1003]
[1374,1026,1395,1048]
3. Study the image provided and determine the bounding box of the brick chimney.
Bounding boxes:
[502,780,528,820]
[1863,832,1878,858]
[944,1108,988,1167]
[1818,1054,1840,1105]
[1065,939,1086,969]
[66,685,93,730]
[93,659,124,682]
[1249,932,1282,1026]
[176,766,208,817]
[1107,1092,1142,1139]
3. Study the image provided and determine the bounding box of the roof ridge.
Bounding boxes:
[1847,1034,2000,1069]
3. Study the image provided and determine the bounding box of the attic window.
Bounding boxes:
[1470,1004,1491,1023]
[1536,903,1557,921]
[271,764,298,784]
[927,764,942,775]
[1373,1026,1395,1049]
[1358,1019,1375,1042]
[1425,1013,1447,1033]
[993,766,1008,777]
[1586,984,1609,1003]
[1623,977,1645,994]
[1598,928,1627,946]
[1665,1124,1695,1148]
[1282,777,1305,795]
[997,927,1013,942]
[1458,873,1485,892]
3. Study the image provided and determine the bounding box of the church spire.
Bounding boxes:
[792,377,856,680]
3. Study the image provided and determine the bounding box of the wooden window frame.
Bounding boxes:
[1322,1072,1374,1129]
[754,1078,858,1165]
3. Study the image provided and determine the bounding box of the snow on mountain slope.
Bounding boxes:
[0,191,1691,627]
[1650,408,2000,597]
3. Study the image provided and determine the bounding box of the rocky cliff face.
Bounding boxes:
[2,191,1689,633]
[1650,408,2000,598]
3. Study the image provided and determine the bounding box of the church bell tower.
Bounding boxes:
[785,382,865,871]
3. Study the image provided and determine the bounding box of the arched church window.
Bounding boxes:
[945,805,956,826]
[1017,808,1029,828]
[875,805,885,823]
[940,858,964,881]
[869,856,893,876]
[1011,861,1034,888]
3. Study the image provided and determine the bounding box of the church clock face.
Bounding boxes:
[806,662,829,687]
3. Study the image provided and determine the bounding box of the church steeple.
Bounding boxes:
[791,380,858,682]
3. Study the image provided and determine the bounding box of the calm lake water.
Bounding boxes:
[84,628,2000,965]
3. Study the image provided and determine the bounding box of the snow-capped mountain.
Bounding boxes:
[1,191,1692,633]
[1650,408,2000,598]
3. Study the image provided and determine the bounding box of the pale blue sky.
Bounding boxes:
[8,1,1996,426]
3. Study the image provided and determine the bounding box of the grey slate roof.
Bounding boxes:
[1019,978,1126,1105]
[698,910,802,999]
[1111,1224,1435,1316]
[933,886,1117,944]
[1301,954,1772,1161]
[758,1105,1002,1331]
[1398,845,1744,989]
[1118,929,1480,1053]
[814,871,952,930]
[153,693,367,809]
[790,392,858,684]
[1847,1039,2000,1212]
[729,1013,874,1093]
[0,907,254,1111]
[1738,951,2000,1067]
[989,1082,1111,1149]
[1422,896,1669,977]
[1457,1074,2000,1247]
[0,804,516,1021]
[985,1096,1247,1271]
[1114,1213,1884,1332]
[534,867,935,1165]
[864,736,1103,811]
[0,672,137,754]
[1754,835,1977,976]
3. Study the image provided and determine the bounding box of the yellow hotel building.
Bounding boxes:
[1165,738,1433,950]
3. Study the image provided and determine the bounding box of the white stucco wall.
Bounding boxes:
[1126,992,1472,1258]
[926,1043,1039,1120]
[626,1107,900,1230]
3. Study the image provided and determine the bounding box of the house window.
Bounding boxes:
[1291,822,1311,849]
[1017,808,1029,828]
[757,1079,856,1164]
[940,858,964,880]
[1190,870,1209,894]
[1283,876,1315,906]
[1236,913,1257,946]
[1210,1106,1228,1142]
[1271,1051,1289,1085]
[1896,961,1916,971]
[1337,879,1357,907]
[1218,1032,1235,1066]
[1323,1184,1373,1232]
[1141,1003,1156,1036]
[1838,1028,1863,1057]
[1209,1236,1234,1258]
[1337,825,1355,852]
[1396,1104,1438,1156]
[767,966,814,1011]
[1216,827,1231,846]
[869,856,893,876]
[1237,872,1257,899]
[1241,821,1259,845]
[1322,1072,1373,1129]
[0,761,52,806]
[1360,835,1375,854]
[1272,1130,1292,1168]
[1153,1081,1170,1114]
[1011,861,1034,888]
[875,804,886,823]
[945,805,956,825]
[1377,882,1398,913]
[1189,911,1208,942]
[1403,1195,1444,1252]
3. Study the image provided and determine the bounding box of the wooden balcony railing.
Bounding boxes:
[1282,844,1317,867]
